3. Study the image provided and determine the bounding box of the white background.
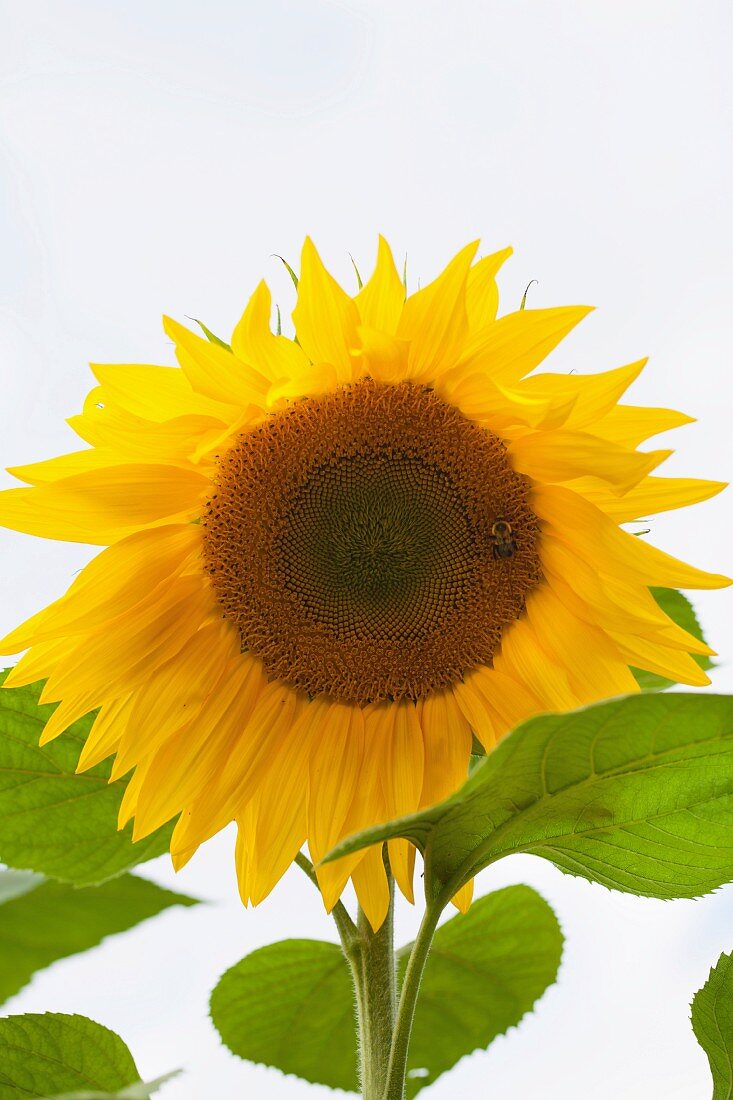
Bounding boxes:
[1,2,732,1097]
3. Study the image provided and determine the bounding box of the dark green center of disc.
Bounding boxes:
[277,452,478,642]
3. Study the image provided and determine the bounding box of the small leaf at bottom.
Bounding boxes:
[402,884,563,1095]
[210,939,358,1091]
[0,1014,139,1098]
[691,951,733,1100]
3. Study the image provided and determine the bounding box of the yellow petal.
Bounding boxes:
[540,535,675,634]
[168,677,305,852]
[231,280,312,385]
[0,465,208,544]
[437,370,577,431]
[117,753,152,829]
[77,694,133,771]
[166,656,269,852]
[451,676,499,749]
[514,359,647,431]
[525,584,639,703]
[396,241,478,383]
[357,326,409,385]
[480,661,552,732]
[234,696,329,904]
[43,572,216,705]
[308,702,365,864]
[592,405,695,448]
[0,524,200,653]
[609,630,712,687]
[510,431,671,494]
[498,614,582,712]
[418,690,472,809]
[292,238,361,382]
[454,305,593,387]
[375,702,424,904]
[163,316,269,408]
[69,396,227,469]
[453,665,543,745]
[8,448,127,486]
[2,639,71,689]
[578,475,727,523]
[39,689,108,746]
[356,236,405,335]
[451,879,474,914]
[465,247,513,331]
[352,844,390,932]
[112,619,240,778]
[132,653,270,839]
[534,484,731,590]
[233,801,258,905]
[90,363,240,422]
[320,703,391,910]
[265,360,340,407]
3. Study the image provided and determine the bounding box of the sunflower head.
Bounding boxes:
[0,236,728,929]
[203,375,542,705]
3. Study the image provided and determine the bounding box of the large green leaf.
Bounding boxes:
[0,870,197,1005]
[326,693,733,902]
[210,938,358,1092]
[0,675,173,884]
[210,885,562,1095]
[692,951,733,1100]
[0,1014,173,1099]
[401,885,562,1096]
[632,588,713,691]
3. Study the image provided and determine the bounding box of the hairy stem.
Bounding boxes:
[382,896,443,1100]
[354,872,397,1099]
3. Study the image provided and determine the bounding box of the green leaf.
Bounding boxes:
[0,870,197,1006]
[210,938,358,1092]
[632,588,713,691]
[0,1013,151,1099]
[401,885,562,1095]
[326,693,733,901]
[210,886,562,1095]
[190,319,231,351]
[0,675,174,885]
[691,951,733,1100]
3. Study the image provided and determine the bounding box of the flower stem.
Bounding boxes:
[381,896,443,1100]
[294,849,396,1096]
[353,872,397,1100]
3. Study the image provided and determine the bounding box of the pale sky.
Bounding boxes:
[1,2,732,1097]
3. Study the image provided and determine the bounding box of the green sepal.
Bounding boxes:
[273,254,299,289]
[191,319,231,351]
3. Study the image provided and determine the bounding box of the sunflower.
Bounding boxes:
[0,239,728,929]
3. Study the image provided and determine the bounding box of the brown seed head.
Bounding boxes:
[203,378,541,704]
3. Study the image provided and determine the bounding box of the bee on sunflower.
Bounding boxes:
[0,238,726,930]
